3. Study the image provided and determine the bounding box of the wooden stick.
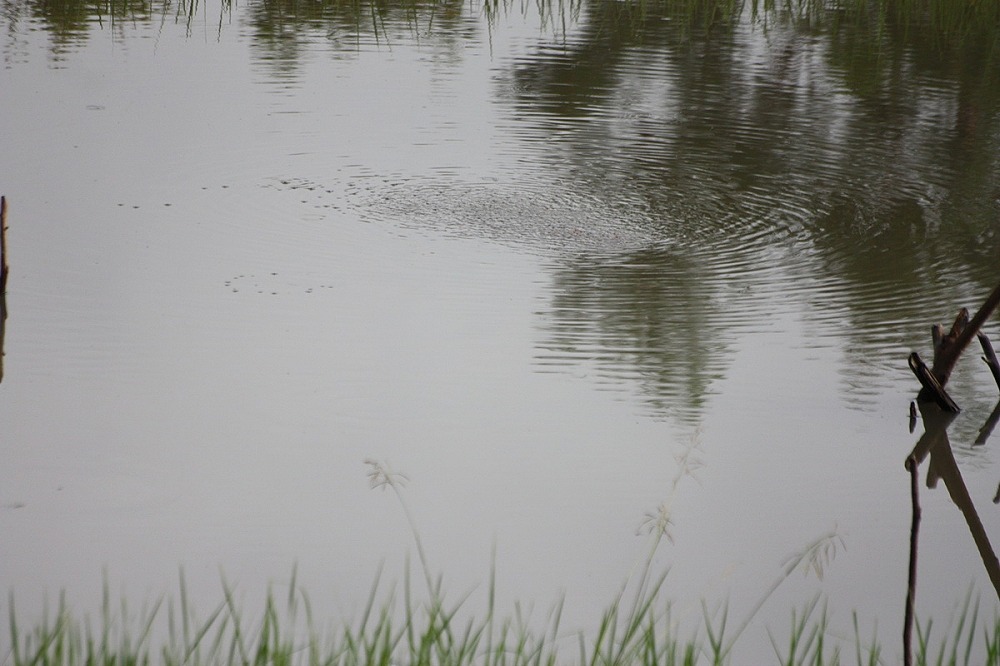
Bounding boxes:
[930,284,1000,386]
[979,331,1000,392]
[926,308,968,389]
[903,455,921,666]
[913,284,1000,407]
[931,324,944,351]
[1,195,7,384]
[948,308,969,339]
[910,352,960,412]
[0,195,7,296]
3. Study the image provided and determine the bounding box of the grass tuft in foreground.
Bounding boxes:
[7,571,1000,666]
[5,461,1000,665]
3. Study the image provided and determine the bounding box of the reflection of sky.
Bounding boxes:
[1,2,1000,662]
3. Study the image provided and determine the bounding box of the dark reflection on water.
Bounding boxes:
[3,0,1000,424]
[536,246,747,422]
[243,0,482,81]
[909,402,1000,601]
[0,0,230,52]
[486,1,1000,417]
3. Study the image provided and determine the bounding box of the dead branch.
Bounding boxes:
[903,455,921,666]
[0,195,7,297]
[911,282,1000,409]
[0,195,6,384]
[979,332,1000,393]
[929,283,1000,386]
[909,352,960,412]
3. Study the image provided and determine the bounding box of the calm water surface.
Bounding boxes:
[2,0,1000,660]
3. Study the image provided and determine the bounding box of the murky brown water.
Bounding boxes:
[2,0,1000,660]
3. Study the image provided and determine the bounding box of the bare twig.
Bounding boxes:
[0,195,7,297]
[911,283,1000,408]
[0,195,7,384]
[0,197,8,282]
[929,283,1000,387]
[979,332,1000,393]
[903,455,921,666]
[909,352,960,412]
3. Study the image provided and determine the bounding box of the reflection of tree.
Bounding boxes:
[501,1,1000,239]
[498,1,1000,418]
[241,0,475,81]
[799,22,1000,377]
[1,0,475,65]
[537,246,736,423]
[2,0,171,51]
[7,0,1000,421]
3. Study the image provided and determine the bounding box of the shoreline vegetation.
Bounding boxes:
[2,0,998,662]
[5,462,999,666]
[5,560,1000,665]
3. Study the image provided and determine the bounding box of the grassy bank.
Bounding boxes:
[6,463,999,665]
[6,571,1000,665]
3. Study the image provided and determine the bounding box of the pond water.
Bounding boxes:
[2,0,1000,661]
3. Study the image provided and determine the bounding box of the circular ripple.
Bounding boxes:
[347,173,662,253]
